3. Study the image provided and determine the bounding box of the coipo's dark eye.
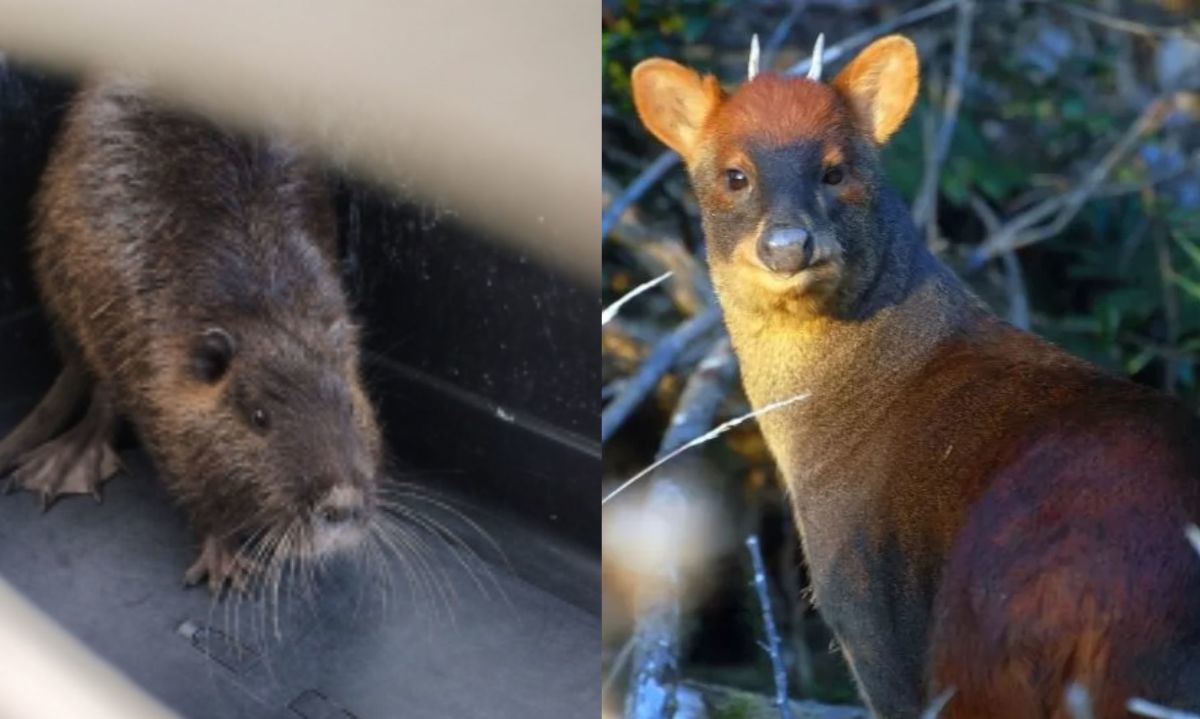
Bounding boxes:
[823,165,845,186]
[251,408,270,430]
[725,169,749,191]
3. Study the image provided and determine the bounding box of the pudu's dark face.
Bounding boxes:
[632,36,920,319]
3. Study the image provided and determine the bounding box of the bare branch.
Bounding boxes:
[601,307,722,443]
[1065,682,1095,719]
[970,95,1173,265]
[602,272,674,326]
[1128,697,1200,719]
[762,0,810,72]
[604,389,810,505]
[920,687,956,719]
[747,534,794,719]
[1026,0,1187,39]
[913,0,975,235]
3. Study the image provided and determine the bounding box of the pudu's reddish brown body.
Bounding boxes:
[633,36,1200,717]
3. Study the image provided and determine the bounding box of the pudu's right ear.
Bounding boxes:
[631,59,724,162]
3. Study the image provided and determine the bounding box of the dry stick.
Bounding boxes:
[604,390,810,505]
[1025,0,1186,39]
[920,687,956,719]
[761,0,810,71]
[601,306,722,443]
[602,271,674,325]
[602,152,681,240]
[603,635,636,699]
[622,340,737,719]
[746,535,794,719]
[601,0,959,240]
[1128,698,1200,719]
[1065,682,1096,719]
[1152,225,1182,394]
[970,95,1172,265]
[1186,523,1200,557]
[912,0,975,236]
[968,194,1029,330]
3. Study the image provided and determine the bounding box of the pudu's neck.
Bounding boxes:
[720,196,981,486]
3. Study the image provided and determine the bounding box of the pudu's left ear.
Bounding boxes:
[831,35,919,144]
[631,58,725,162]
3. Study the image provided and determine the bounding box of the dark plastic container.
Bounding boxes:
[0,64,599,719]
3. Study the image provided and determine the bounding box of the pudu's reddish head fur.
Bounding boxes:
[632,37,920,321]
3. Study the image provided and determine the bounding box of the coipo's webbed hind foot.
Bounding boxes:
[0,363,88,474]
[4,435,122,508]
[184,535,260,595]
[2,388,121,511]
[2,391,122,509]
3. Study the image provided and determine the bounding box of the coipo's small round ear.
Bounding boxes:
[189,327,236,383]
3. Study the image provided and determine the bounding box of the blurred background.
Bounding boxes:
[601,0,1200,716]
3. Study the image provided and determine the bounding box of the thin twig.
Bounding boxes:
[603,390,810,505]
[1001,252,1030,330]
[1185,524,1200,558]
[920,688,956,719]
[761,0,810,71]
[746,534,793,719]
[970,95,1173,265]
[1026,0,1187,39]
[602,271,674,325]
[913,0,975,235]
[603,635,635,699]
[967,194,1029,329]
[1152,223,1181,394]
[602,152,681,239]
[658,338,738,454]
[602,0,959,240]
[601,307,722,443]
[1128,697,1200,719]
[1065,682,1096,719]
[784,0,959,76]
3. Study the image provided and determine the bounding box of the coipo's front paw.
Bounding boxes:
[184,535,261,595]
[2,432,122,509]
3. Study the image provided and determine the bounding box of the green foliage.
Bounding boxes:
[603,0,729,112]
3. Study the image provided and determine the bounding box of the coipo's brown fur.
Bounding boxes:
[0,78,384,592]
[633,36,1200,717]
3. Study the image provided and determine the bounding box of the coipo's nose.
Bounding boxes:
[316,485,367,526]
[757,228,814,276]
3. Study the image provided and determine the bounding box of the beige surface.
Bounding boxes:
[0,576,176,719]
[0,0,598,284]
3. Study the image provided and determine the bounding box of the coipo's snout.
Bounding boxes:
[757,227,814,276]
[315,485,368,527]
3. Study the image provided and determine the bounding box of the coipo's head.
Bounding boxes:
[632,36,920,318]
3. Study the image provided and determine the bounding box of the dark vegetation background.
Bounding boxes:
[601,0,1200,716]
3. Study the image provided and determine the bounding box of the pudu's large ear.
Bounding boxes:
[831,35,919,144]
[631,59,724,161]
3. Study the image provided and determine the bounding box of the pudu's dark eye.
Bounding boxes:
[823,165,845,186]
[725,168,749,191]
[251,408,270,430]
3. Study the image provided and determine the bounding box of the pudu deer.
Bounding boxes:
[632,34,1200,718]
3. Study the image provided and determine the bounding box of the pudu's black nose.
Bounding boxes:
[757,227,814,276]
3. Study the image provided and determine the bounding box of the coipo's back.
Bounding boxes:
[632,35,1200,717]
